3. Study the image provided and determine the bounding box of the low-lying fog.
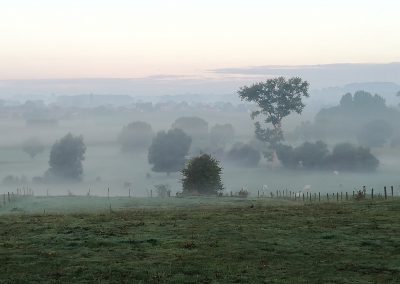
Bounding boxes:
[1,90,400,198]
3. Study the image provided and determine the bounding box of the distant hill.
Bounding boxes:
[0,63,399,107]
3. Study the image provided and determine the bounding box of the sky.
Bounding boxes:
[0,0,399,80]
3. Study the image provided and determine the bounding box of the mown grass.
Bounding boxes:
[0,198,399,283]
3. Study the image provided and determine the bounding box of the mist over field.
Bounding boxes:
[0,72,400,199]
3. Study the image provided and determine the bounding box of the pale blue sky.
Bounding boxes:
[0,0,399,79]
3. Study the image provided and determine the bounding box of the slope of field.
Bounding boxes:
[0,198,399,283]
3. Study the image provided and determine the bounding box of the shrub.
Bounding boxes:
[181,154,223,195]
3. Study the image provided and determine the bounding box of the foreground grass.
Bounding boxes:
[0,199,399,283]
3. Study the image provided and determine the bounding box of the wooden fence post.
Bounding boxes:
[391,186,393,197]
[107,188,110,199]
[371,188,374,199]
[384,186,387,200]
[336,192,339,202]
[327,193,329,201]
[302,193,305,202]
[318,192,320,202]
[346,192,348,201]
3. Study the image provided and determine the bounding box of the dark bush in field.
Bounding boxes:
[148,129,192,175]
[45,133,86,181]
[181,154,223,195]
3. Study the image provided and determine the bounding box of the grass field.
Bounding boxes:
[0,197,399,283]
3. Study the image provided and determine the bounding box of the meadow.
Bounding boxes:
[0,197,399,283]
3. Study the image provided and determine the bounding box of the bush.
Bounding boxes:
[181,154,224,195]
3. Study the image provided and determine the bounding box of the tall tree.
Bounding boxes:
[238,77,309,159]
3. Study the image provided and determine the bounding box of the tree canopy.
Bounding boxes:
[356,119,393,148]
[118,121,153,152]
[276,141,379,172]
[181,154,223,195]
[209,123,235,148]
[172,116,208,137]
[226,143,261,167]
[46,133,86,181]
[148,128,192,175]
[238,77,309,158]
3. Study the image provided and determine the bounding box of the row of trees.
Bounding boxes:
[238,77,381,172]
[276,141,379,171]
[29,131,224,195]
[290,91,400,148]
[117,119,235,153]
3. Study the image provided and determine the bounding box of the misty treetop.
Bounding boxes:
[238,77,309,158]
[226,142,261,167]
[312,91,400,142]
[171,116,209,147]
[357,119,393,148]
[45,133,86,181]
[276,141,379,172]
[209,123,235,148]
[118,121,154,152]
[181,154,223,195]
[148,128,192,175]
